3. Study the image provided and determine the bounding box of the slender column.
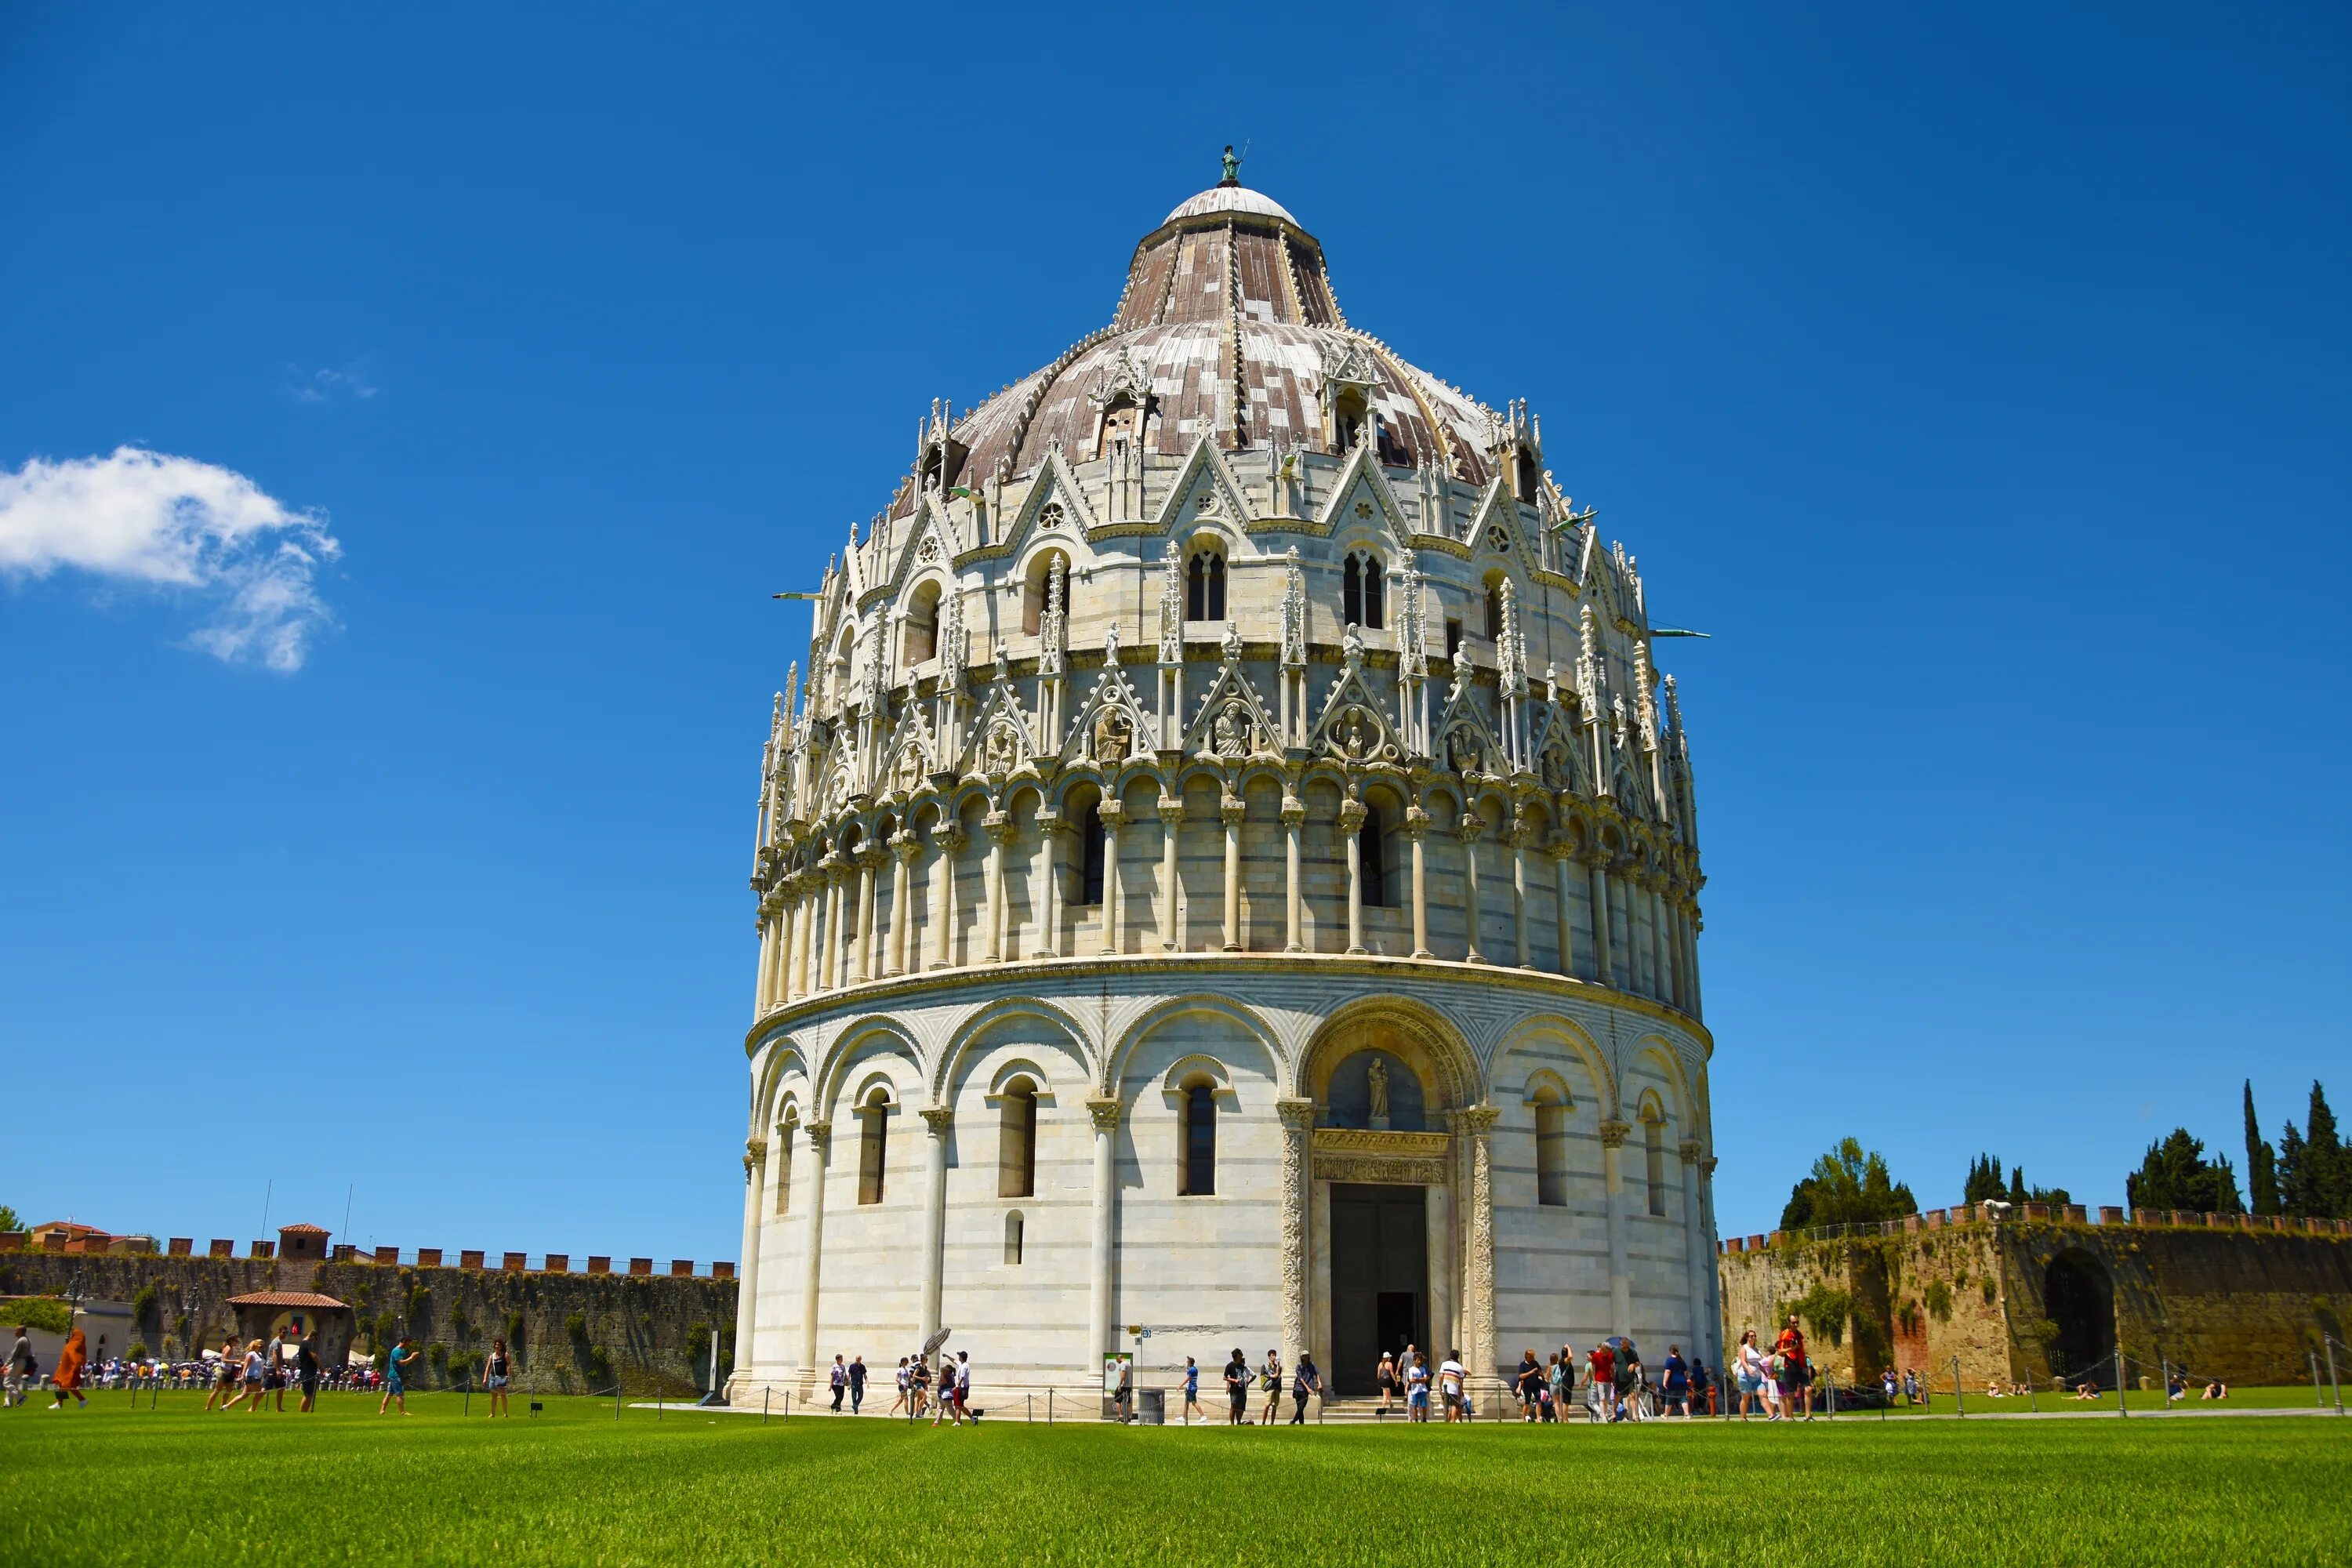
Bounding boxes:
[789,877,811,1000]
[1600,1120,1632,1331]
[775,891,798,1004]
[920,1107,953,1347]
[1220,793,1244,951]
[817,857,844,993]
[797,1121,832,1379]
[1698,1156,1722,1363]
[1651,882,1674,1005]
[1276,1098,1316,1372]
[1457,813,1486,964]
[1682,903,1704,1019]
[1036,809,1065,959]
[753,910,776,1017]
[1405,808,1431,958]
[1510,828,1533,969]
[1549,843,1577,978]
[1157,793,1184,952]
[983,811,1012,963]
[1459,1105,1499,1382]
[1585,854,1613,985]
[1679,1141,1711,1362]
[1098,800,1126,956]
[887,833,916,977]
[1280,795,1305,953]
[1086,1097,1121,1375]
[851,843,882,984]
[733,1135,765,1390]
[932,825,964,970]
[1338,799,1367,953]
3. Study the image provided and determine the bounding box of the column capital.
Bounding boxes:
[1275,1097,1317,1132]
[935,824,967,852]
[1085,1096,1123,1132]
[854,840,887,869]
[1700,1156,1719,1179]
[1455,812,1484,843]
[1279,795,1305,828]
[806,1120,833,1151]
[1403,806,1431,839]
[920,1106,956,1135]
[1455,1104,1500,1137]
[983,811,1017,844]
[890,831,920,862]
[1156,794,1187,826]
[1337,798,1367,832]
[1219,793,1247,827]
[1545,837,1580,861]
[1035,808,1065,837]
[1678,1139,1704,1165]
[1097,799,1127,829]
[742,1137,768,1181]
[1598,1119,1631,1149]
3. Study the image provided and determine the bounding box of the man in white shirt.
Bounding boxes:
[1438,1351,1467,1423]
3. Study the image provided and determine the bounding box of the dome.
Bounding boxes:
[934,178,1504,500]
[1162,183,1298,225]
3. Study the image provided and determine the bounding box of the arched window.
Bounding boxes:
[1343,552,1384,630]
[1485,579,1506,641]
[1644,1113,1667,1217]
[1022,551,1067,638]
[1515,449,1539,502]
[858,1088,890,1205]
[903,582,941,666]
[1186,552,1225,622]
[1358,800,1387,908]
[1180,1083,1217,1196]
[774,1116,797,1216]
[1004,1210,1025,1265]
[1445,616,1464,662]
[1332,389,1369,452]
[1096,398,1138,461]
[1534,1092,1570,1208]
[1079,800,1106,906]
[998,1078,1037,1199]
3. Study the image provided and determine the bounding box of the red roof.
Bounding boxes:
[277,1222,330,1235]
[225,1290,349,1309]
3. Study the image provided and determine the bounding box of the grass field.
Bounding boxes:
[4,1392,2347,1566]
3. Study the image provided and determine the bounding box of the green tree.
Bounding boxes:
[0,1204,20,1234]
[2279,1081,2348,1220]
[1779,1138,1918,1230]
[2245,1080,2281,1216]
[2007,1166,2070,1207]
[1963,1154,2005,1205]
[2125,1130,2243,1215]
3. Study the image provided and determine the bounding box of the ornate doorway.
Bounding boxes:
[1329,1182,1427,1396]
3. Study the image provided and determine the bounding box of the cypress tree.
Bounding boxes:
[2245,1080,2281,1216]
[2307,1083,2347,1219]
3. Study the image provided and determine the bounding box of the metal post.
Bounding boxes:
[615,1381,622,1421]
[2311,1352,2324,1409]
[1047,1388,1053,1425]
[2026,1372,2037,1413]
[2115,1347,2128,1417]
[1953,1356,1963,1417]
[764,1387,770,1423]
[2326,1336,2343,1415]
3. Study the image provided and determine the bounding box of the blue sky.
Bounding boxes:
[3,4,2345,1259]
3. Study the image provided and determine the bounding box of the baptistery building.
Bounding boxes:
[728,169,1719,1401]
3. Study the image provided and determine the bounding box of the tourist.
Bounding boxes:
[295,1330,321,1414]
[1112,1357,1134,1425]
[1258,1348,1283,1426]
[953,1351,974,1421]
[1514,1350,1544,1420]
[1375,1351,1397,1415]
[1544,1353,1566,1421]
[908,1355,929,1418]
[2165,1370,2186,1406]
[1438,1349,1467,1422]
[1661,1345,1690,1417]
[1986,1380,2003,1399]
[206,1337,240,1411]
[2072,1381,2099,1400]
[5,1325,32,1408]
[1587,1340,1616,1421]
[265,1327,289,1411]
[1902,1367,1920,1406]
[379,1337,419,1415]
[485,1338,512,1417]
[848,1355,867,1414]
[889,1356,909,1417]
[1690,1355,1714,1416]
[1733,1330,1767,1421]
[1179,1356,1203,1423]
[1775,1316,1813,1420]
[1290,1353,1320,1424]
[1615,1347,1643,1422]
[220,1339,267,1414]
[47,1327,88,1411]
[2202,1380,2228,1400]
[829,1354,848,1413]
[1880,1367,1897,1404]
[1406,1351,1432,1421]
[1224,1348,1250,1425]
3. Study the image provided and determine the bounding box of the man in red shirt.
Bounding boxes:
[1775,1315,1813,1419]
[1587,1342,1616,1420]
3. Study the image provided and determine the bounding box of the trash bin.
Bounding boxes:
[1139,1387,1165,1425]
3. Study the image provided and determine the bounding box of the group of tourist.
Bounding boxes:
[823,1350,978,1423]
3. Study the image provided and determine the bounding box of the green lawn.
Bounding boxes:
[4,1392,2347,1566]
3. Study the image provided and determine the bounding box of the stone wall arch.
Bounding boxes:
[1491,1014,1614,1112]
[1105,993,1283,1098]
[934,996,1096,1107]
[1297,993,1481,1112]
[818,1018,926,1120]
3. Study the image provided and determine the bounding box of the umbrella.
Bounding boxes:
[921,1326,953,1359]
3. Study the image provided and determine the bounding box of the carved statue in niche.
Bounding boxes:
[1212,700,1250,758]
[1540,745,1569,792]
[892,745,924,793]
[1341,622,1365,666]
[1094,707,1132,764]
[1446,728,1483,776]
[1334,708,1370,761]
[1367,1057,1390,1131]
[983,719,1021,775]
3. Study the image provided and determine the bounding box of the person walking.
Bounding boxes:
[887,1356,909,1417]
[5,1325,32,1408]
[1289,1354,1320,1424]
[220,1339,267,1414]
[265,1328,289,1412]
[205,1336,240,1411]
[294,1330,321,1414]
[1179,1356,1203,1423]
[829,1354,848,1413]
[1112,1357,1134,1425]
[953,1351,973,1423]
[848,1355,868,1414]
[1544,1353,1568,1422]
[485,1338,513,1417]
[1514,1350,1544,1420]
[1661,1345,1690,1418]
[1223,1348,1250,1426]
[1775,1316,1813,1420]
[1374,1351,1397,1415]
[1437,1350,1467,1423]
[1406,1352,1431,1421]
[1586,1341,1616,1421]
[378,1337,419,1416]
[1258,1349,1283,1426]
[46,1327,88,1411]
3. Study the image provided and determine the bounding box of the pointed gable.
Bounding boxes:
[1148,434,1254,539]
[1310,440,1414,550]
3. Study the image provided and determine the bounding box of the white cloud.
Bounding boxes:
[0,445,341,672]
[290,362,379,404]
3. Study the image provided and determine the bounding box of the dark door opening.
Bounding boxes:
[1330,1183,1428,1396]
[2044,1251,2116,1385]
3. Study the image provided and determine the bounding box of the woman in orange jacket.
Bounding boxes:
[49,1327,88,1410]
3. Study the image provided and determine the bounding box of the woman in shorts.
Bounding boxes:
[1374,1352,1396,1414]
[220,1340,267,1414]
[485,1338,512,1417]
[205,1336,241,1412]
[1258,1350,1282,1426]
[1733,1329,1768,1421]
